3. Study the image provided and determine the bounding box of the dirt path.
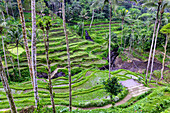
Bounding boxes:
[0,92,132,112]
[71,93,132,110]
[51,67,66,79]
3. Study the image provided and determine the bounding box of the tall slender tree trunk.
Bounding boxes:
[145,2,161,84]
[1,11,5,22]
[17,0,34,86]
[62,0,72,111]
[5,0,9,15]
[45,29,56,113]
[124,36,126,48]
[149,11,163,82]
[0,57,17,113]
[9,0,15,18]
[161,35,169,79]
[5,47,15,70]
[89,9,94,31]
[17,42,21,77]
[2,36,10,78]
[121,17,124,47]
[129,29,134,53]
[81,21,84,38]
[1,10,10,78]
[109,1,112,79]
[31,0,39,108]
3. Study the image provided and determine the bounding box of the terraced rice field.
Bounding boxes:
[84,21,122,44]
[1,19,169,113]
[0,18,144,111]
[0,68,145,112]
[7,19,110,76]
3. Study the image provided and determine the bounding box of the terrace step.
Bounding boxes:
[127,84,144,91]
[130,87,150,94]
[129,86,149,93]
[121,79,150,97]
[131,89,149,97]
[128,84,150,97]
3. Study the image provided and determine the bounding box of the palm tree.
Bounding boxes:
[0,56,17,113]
[144,0,170,83]
[148,0,169,82]
[144,0,162,84]
[1,35,10,78]
[0,16,10,79]
[31,0,39,109]
[8,27,22,77]
[62,0,72,111]
[37,16,56,113]
[149,9,163,82]
[160,23,170,80]
[91,0,136,79]
[89,9,94,31]
[4,0,9,15]
[17,0,34,85]
[45,18,56,113]
[109,0,112,79]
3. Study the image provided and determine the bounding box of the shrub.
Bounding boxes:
[153,70,161,78]
[103,77,123,101]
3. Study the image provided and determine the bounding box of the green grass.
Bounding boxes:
[8,47,25,56]
[35,87,170,113]
[0,69,135,110]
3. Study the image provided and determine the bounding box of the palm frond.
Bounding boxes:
[142,2,158,8]
[91,0,105,9]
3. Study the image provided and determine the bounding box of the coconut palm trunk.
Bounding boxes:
[5,0,9,15]
[121,17,124,47]
[62,0,72,111]
[16,39,21,77]
[31,0,39,108]
[45,29,56,113]
[9,0,15,18]
[17,0,33,85]
[89,9,94,31]
[1,10,5,22]
[109,0,112,79]
[0,57,17,113]
[81,21,84,38]
[145,2,161,84]
[149,11,163,82]
[161,35,169,79]
[5,46,15,70]
[2,36,10,78]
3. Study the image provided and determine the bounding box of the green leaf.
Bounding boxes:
[142,2,158,8]
[160,23,170,34]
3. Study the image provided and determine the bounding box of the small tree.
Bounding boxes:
[103,77,123,102]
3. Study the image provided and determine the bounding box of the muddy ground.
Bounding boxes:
[114,56,170,74]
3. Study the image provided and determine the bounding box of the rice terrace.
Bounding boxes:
[0,0,170,113]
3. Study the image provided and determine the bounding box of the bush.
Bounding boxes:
[112,102,115,106]
[153,70,161,78]
[103,77,123,101]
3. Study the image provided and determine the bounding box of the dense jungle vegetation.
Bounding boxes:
[0,0,170,113]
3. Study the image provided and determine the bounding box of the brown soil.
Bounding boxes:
[114,56,170,74]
